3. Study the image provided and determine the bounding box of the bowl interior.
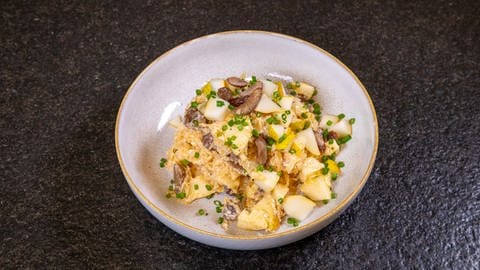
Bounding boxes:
[117,31,377,238]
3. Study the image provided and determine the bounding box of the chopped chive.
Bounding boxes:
[349,118,356,124]
[205,184,213,191]
[159,158,168,168]
[321,167,329,175]
[315,115,321,121]
[228,119,234,126]
[216,206,222,213]
[251,76,257,83]
[180,159,190,166]
[190,101,199,108]
[256,165,264,172]
[285,110,291,115]
[206,193,214,199]
[194,152,200,158]
[165,193,171,198]
[331,172,338,181]
[322,129,329,140]
[222,125,228,131]
[256,112,262,117]
[337,113,345,120]
[192,119,199,127]
[266,137,275,146]
[217,217,224,224]
[278,134,287,143]
[195,89,202,96]
[176,192,186,199]
[228,104,235,110]
[281,113,287,122]
[313,103,321,115]
[252,129,259,137]
[312,89,318,96]
[197,209,206,215]
[307,99,314,104]
[266,116,280,125]
[278,198,284,204]
[328,139,334,144]
[287,217,299,227]
[331,192,337,199]
[206,90,217,99]
[337,161,345,168]
[290,90,297,96]
[216,100,225,107]
[326,120,333,126]
[194,184,199,190]
[322,199,329,204]
[336,135,352,145]
[286,82,293,89]
[301,112,308,119]
[289,149,296,154]
[214,200,223,207]
[303,121,311,129]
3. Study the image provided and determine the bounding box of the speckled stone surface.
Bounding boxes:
[1,1,479,269]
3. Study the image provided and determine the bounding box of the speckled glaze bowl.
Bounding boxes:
[115,31,378,250]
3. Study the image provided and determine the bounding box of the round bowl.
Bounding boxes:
[115,30,378,250]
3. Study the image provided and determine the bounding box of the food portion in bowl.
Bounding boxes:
[161,75,355,232]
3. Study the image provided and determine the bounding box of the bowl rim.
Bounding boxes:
[115,30,378,240]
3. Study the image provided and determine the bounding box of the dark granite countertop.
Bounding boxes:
[1,1,479,269]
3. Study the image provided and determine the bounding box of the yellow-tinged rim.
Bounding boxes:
[115,30,379,240]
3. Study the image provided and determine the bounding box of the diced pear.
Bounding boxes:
[223,121,252,152]
[324,139,340,156]
[261,79,278,97]
[296,127,320,155]
[300,175,332,201]
[319,114,339,129]
[282,195,316,221]
[279,95,294,110]
[251,170,280,192]
[203,97,229,121]
[267,124,285,141]
[209,79,225,91]
[273,184,289,201]
[255,94,282,113]
[292,133,306,152]
[299,157,324,182]
[330,119,352,137]
[296,82,315,98]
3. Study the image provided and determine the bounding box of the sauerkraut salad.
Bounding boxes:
[160,75,355,232]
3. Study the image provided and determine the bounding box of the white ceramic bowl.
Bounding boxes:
[115,31,378,250]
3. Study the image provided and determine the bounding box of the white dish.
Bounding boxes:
[115,30,378,250]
